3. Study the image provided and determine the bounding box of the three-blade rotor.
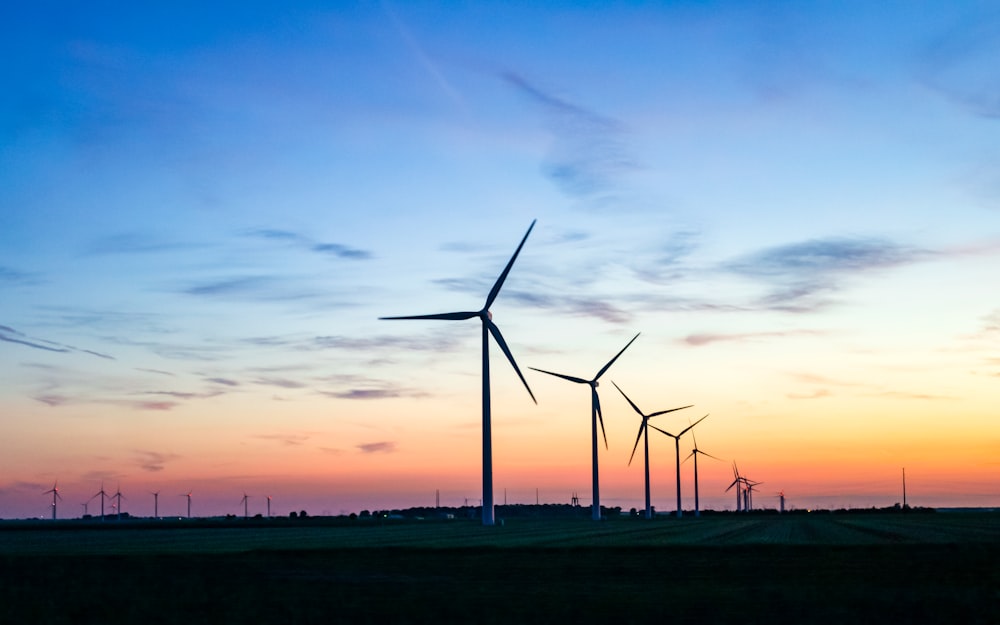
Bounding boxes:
[612,381,692,466]
[380,220,537,404]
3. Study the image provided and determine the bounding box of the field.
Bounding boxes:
[1,512,997,624]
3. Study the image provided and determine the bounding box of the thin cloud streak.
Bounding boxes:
[356,441,397,454]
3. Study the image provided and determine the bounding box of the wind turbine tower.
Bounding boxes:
[111,483,125,520]
[43,482,62,520]
[152,491,159,519]
[240,493,250,519]
[267,495,272,519]
[90,483,109,521]
[181,491,192,519]
[651,414,708,518]
[530,332,640,521]
[684,429,722,517]
[381,221,538,526]
[614,382,692,519]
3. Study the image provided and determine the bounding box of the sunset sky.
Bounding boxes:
[2,1,998,519]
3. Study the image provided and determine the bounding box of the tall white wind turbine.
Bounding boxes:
[613,382,692,519]
[381,221,538,526]
[530,333,640,521]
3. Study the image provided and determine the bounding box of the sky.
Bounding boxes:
[2,1,998,519]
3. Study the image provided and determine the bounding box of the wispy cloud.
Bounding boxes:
[206,377,240,387]
[135,450,180,472]
[503,71,635,198]
[682,329,823,347]
[318,375,428,401]
[243,228,373,260]
[918,16,1000,118]
[0,266,40,285]
[357,441,397,454]
[726,237,927,310]
[85,232,201,255]
[1,324,114,359]
[253,433,313,446]
[253,377,307,390]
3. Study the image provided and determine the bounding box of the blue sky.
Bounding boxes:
[2,1,999,518]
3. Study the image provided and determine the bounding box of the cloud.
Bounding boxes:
[356,441,397,454]
[183,276,275,297]
[787,389,831,400]
[243,228,373,260]
[34,394,70,407]
[2,324,115,359]
[682,329,823,347]
[726,237,927,309]
[206,377,240,387]
[327,389,403,400]
[85,233,200,255]
[0,266,40,285]
[254,433,312,446]
[143,390,224,400]
[136,368,175,376]
[254,377,307,389]
[503,71,635,198]
[134,401,178,411]
[918,16,1000,118]
[135,450,180,472]
[313,334,462,353]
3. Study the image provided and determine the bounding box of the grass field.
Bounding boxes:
[1,512,997,624]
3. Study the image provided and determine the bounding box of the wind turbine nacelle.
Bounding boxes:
[486,310,493,320]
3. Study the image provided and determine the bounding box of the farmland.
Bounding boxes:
[1,512,997,624]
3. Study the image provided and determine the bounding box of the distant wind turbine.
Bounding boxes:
[726,463,742,512]
[90,483,109,521]
[180,491,192,518]
[650,414,709,518]
[151,491,159,519]
[683,429,723,517]
[267,495,272,519]
[381,220,538,527]
[111,483,125,520]
[240,493,250,519]
[530,332,640,521]
[43,481,62,520]
[614,381,692,519]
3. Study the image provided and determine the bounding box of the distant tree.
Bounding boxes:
[349,512,357,520]
[299,509,308,518]
[289,511,298,519]
[359,510,371,518]
[630,508,638,517]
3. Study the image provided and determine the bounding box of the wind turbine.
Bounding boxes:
[180,491,192,518]
[43,481,62,520]
[266,495,272,519]
[725,463,742,512]
[745,479,762,512]
[614,381,692,520]
[80,502,89,517]
[776,490,785,514]
[90,482,109,521]
[381,220,538,527]
[650,414,709,518]
[151,491,159,519]
[111,483,125,520]
[240,493,250,519]
[530,332,640,521]
[683,429,723,517]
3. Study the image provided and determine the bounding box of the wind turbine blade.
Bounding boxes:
[611,381,645,417]
[682,450,695,464]
[528,367,588,385]
[380,311,479,321]
[484,220,536,310]
[648,423,675,438]
[487,320,536,404]
[725,479,739,492]
[592,387,608,450]
[677,413,709,437]
[699,450,725,462]
[627,423,644,466]
[647,405,694,418]
[593,332,640,381]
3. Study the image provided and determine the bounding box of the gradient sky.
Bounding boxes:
[2,1,998,519]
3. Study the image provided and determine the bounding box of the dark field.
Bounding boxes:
[1,512,997,624]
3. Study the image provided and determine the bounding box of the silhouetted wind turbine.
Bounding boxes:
[614,381,692,519]
[725,463,742,512]
[151,491,159,519]
[381,220,537,527]
[683,429,723,517]
[180,491,192,518]
[111,483,125,520]
[90,482,109,521]
[240,493,250,519]
[530,332,640,521]
[80,502,89,517]
[43,481,62,520]
[745,479,761,512]
[266,495,272,519]
[650,414,709,518]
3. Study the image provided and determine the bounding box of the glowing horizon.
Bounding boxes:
[2,3,999,520]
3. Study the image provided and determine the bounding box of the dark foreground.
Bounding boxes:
[2,513,997,624]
